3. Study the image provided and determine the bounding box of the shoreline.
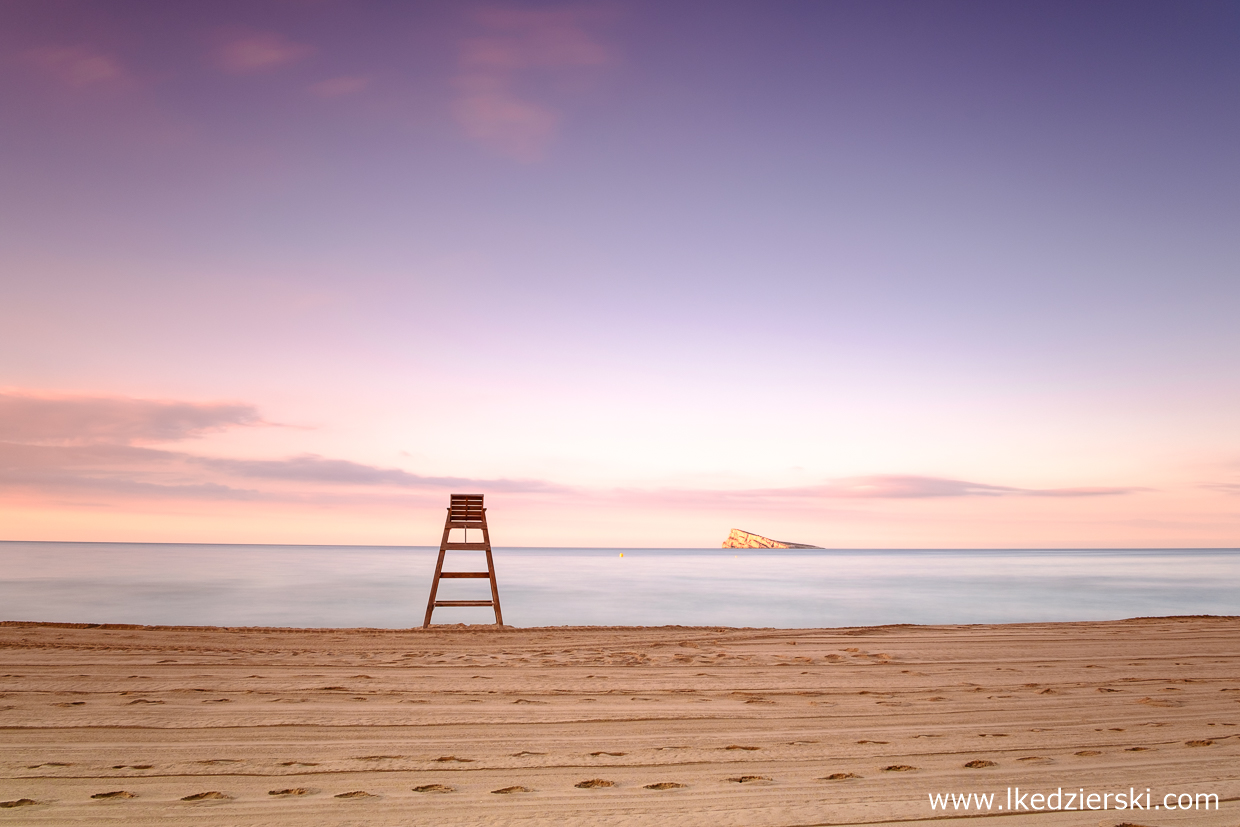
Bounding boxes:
[4,613,1236,633]
[2,616,1238,825]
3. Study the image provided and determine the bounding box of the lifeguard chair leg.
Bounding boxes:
[483,516,502,625]
[422,513,452,628]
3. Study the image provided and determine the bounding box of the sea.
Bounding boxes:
[1,543,1237,629]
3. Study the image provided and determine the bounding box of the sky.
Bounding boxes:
[1,0,1238,547]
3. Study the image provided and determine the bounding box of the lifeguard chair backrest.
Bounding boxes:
[448,493,485,527]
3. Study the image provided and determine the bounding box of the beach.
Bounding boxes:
[2,617,1237,825]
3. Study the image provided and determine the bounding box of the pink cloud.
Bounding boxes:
[0,391,565,505]
[462,8,612,70]
[195,454,567,493]
[815,475,1015,498]
[0,441,562,503]
[1202,482,1240,495]
[453,84,559,163]
[453,7,613,162]
[23,46,127,88]
[309,75,371,98]
[608,475,1145,509]
[801,475,1143,499]
[0,391,1145,537]
[215,32,313,74]
[0,391,261,445]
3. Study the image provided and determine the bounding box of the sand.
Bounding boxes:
[1,617,1237,826]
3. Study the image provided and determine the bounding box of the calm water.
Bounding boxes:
[1,543,1237,628]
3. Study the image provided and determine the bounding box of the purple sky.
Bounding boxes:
[2,1,1238,546]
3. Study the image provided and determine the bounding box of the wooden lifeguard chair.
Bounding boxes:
[422,494,503,627]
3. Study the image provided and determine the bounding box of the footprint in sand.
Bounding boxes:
[821,773,860,780]
[54,701,86,707]
[0,799,39,808]
[197,759,242,765]
[856,740,889,745]
[26,762,72,768]
[724,745,760,751]
[1125,747,1152,751]
[269,788,311,796]
[575,779,617,788]
[356,755,405,760]
[336,790,377,798]
[1075,750,1102,756]
[278,761,319,767]
[1017,756,1051,763]
[644,782,685,790]
[110,764,152,770]
[492,786,534,794]
[1185,739,1215,747]
[727,775,771,783]
[91,791,137,799]
[590,751,626,756]
[882,765,917,772]
[964,760,997,768]
[127,699,164,705]
[412,785,453,793]
[1137,696,1181,707]
[433,756,474,763]
[512,751,546,757]
[181,791,231,801]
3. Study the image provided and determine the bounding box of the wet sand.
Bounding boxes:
[1,617,1238,825]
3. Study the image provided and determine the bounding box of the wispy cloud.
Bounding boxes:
[621,475,1146,506]
[309,75,371,98]
[1024,486,1147,497]
[195,454,567,493]
[808,475,1144,499]
[0,391,261,445]
[1202,482,1240,495]
[22,46,128,88]
[0,442,260,501]
[0,391,565,503]
[816,475,1017,498]
[453,6,613,162]
[0,391,1141,514]
[0,441,558,502]
[215,32,313,74]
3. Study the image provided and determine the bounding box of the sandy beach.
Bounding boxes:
[1,617,1237,825]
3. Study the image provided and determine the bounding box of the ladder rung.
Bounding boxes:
[438,572,491,578]
[434,600,494,607]
[444,542,489,550]
[446,521,485,529]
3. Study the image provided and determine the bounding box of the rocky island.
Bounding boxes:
[721,528,822,549]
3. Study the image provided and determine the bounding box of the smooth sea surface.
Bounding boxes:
[1,543,1238,628]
